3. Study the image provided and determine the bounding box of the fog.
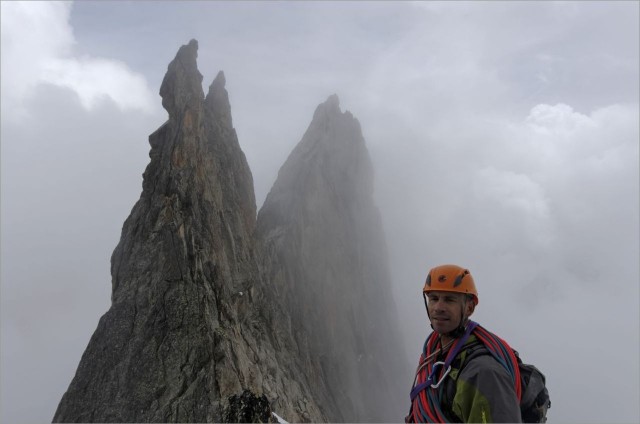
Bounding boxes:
[1,2,638,423]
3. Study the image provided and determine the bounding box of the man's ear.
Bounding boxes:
[465,298,476,317]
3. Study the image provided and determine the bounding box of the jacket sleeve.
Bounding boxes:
[451,355,522,423]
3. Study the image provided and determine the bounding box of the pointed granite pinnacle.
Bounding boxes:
[159,38,204,118]
[205,71,233,129]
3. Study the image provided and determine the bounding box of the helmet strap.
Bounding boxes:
[448,314,468,339]
[423,292,435,331]
[450,297,471,338]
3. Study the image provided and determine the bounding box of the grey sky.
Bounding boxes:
[1,1,638,423]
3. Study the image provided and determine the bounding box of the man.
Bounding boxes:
[406,264,522,423]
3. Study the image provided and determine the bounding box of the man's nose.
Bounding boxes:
[432,299,444,311]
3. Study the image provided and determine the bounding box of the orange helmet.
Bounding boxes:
[423,264,479,305]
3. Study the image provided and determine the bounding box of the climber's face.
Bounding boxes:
[425,291,474,335]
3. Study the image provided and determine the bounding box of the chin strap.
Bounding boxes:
[447,322,466,339]
[448,305,469,338]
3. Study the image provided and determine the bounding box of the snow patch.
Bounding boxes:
[272,411,289,424]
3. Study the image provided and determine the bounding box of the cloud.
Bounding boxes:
[525,103,596,135]
[473,166,552,246]
[0,1,156,121]
[1,5,163,418]
[381,98,638,333]
[1,83,161,424]
[42,55,156,112]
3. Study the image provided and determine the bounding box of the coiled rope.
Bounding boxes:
[406,320,522,423]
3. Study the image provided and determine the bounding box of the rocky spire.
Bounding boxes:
[159,39,204,116]
[257,95,408,422]
[53,40,324,423]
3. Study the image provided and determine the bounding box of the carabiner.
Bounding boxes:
[428,361,452,389]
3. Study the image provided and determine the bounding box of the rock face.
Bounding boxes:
[54,39,408,423]
[256,94,407,422]
[53,40,325,423]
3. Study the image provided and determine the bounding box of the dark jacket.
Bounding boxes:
[410,335,522,423]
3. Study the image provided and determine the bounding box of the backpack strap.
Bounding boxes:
[438,325,523,421]
[473,324,522,401]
